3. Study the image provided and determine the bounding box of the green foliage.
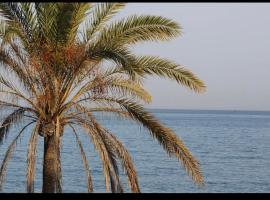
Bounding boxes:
[133,56,206,92]
[98,15,181,47]
[0,3,206,193]
[85,3,125,41]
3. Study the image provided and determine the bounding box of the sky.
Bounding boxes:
[116,3,270,111]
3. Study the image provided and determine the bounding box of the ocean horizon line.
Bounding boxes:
[146,107,270,113]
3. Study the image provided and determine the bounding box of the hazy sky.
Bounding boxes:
[116,3,270,111]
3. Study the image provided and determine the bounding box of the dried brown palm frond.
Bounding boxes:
[78,96,204,186]
[78,111,124,193]
[88,107,130,120]
[71,104,139,192]
[84,119,124,193]
[0,121,35,191]
[104,132,140,193]
[101,76,152,103]
[0,49,35,95]
[118,99,204,186]
[0,108,25,144]
[26,121,40,193]
[86,113,140,193]
[69,124,93,193]
[75,117,123,193]
[68,104,123,192]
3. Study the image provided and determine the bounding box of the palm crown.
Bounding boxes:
[0,3,206,193]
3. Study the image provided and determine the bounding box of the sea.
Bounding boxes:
[0,109,270,193]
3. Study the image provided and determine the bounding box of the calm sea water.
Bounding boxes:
[1,109,270,193]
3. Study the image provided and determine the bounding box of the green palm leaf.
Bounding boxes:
[133,56,206,93]
[98,15,181,47]
[85,3,125,41]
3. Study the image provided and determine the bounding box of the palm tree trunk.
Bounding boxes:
[42,135,57,193]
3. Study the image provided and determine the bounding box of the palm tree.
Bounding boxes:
[0,3,206,193]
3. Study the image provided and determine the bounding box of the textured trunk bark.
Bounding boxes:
[42,135,57,193]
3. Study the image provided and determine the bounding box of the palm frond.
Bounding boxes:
[0,19,29,48]
[98,15,181,47]
[0,121,35,191]
[72,114,123,193]
[104,77,152,103]
[132,56,206,93]
[69,124,93,192]
[0,2,205,193]
[105,132,140,193]
[88,107,130,119]
[33,3,59,43]
[0,3,16,21]
[0,49,36,96]
[65,3,92,43]
[0,100,34,114]
[26,121,40,193]
[84,97,204,186]
[0,3,32,43]
[85,3,125,42]
[85,113,140,193]
[87,45,138,79]
[118,99,204,186]
[80,111,124,193]
[0,72,42,116]
[0,108,25,144]
[20,3,36,41]
[53,3,81,44]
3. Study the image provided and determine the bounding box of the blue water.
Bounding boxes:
[1,109,270,193]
